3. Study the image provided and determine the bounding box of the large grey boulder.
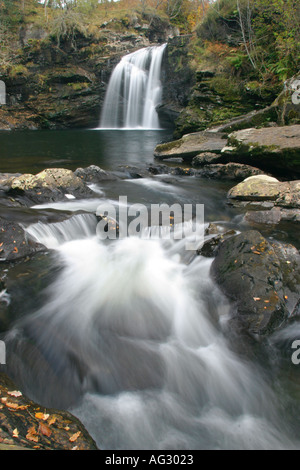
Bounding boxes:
[228,175,300,208]
[7,168,95,205]
[154,130,226,161]
[210,230,300,336]
[222,125,300,176]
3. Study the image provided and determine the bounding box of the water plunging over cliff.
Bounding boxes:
[99,44,167,130]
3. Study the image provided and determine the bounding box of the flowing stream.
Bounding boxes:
[0,128,299,449]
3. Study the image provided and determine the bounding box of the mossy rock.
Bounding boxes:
[210,230,299,336]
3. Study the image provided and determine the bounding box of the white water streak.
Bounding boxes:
[99,44,166,129]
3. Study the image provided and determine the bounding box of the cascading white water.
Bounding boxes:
[5,205,299,450]
[99,44,166,129]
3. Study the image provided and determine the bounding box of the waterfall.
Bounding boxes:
[99,44,167,130]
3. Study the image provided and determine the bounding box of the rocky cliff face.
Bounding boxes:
[158,35,195,128]
[0,16,179,131]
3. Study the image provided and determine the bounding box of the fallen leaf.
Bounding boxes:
[38,422,52,438]
[5,401,29,411]
[13,247,18,253]
[26,427,39,443]
[253,297,261,301]
[69,431,81,442]
[35,412,50,421]
[7,390,22,397]
[12,428,19,438]
[48,416,57,426]
[6,402,19,410]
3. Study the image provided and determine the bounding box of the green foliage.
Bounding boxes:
[252,0,300,79]
[195,0,300,83]
[227,52,246,70]
[67,81,89,91]
[49,7,88,47]
[209,75,242,102]
[8,64,29,78]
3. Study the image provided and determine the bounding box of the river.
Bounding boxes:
[0,129,299,450]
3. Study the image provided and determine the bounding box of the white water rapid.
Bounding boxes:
[99,44,166,129]
[4,203,299,450]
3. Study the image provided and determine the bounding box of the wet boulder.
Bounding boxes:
[74,165,116,183]
[192,152,223,167]
[197,229,237,257]
[153,130,226,161]
[0,174,22,192]
[195,163,264,181]
[210,230,300,336]
[228,175,300,208]
[0,216,45,262]
[0,373,98,450]
[7,168,95,205]
[244,208,300,226]
[222,125,300,176]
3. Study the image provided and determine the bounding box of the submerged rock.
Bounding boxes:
[211,230,300,336]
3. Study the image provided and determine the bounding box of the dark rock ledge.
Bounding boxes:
[210,230,300,337]
[0,373,98,450]
[154,124,300,178]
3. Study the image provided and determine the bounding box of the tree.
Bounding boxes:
[236,0,257,69]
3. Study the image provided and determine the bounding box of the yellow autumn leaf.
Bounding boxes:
[48,416,57,426]
[7,390,22,397]
[35,412,50,421]
[26,426,39,443]
[69,431,81,442]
